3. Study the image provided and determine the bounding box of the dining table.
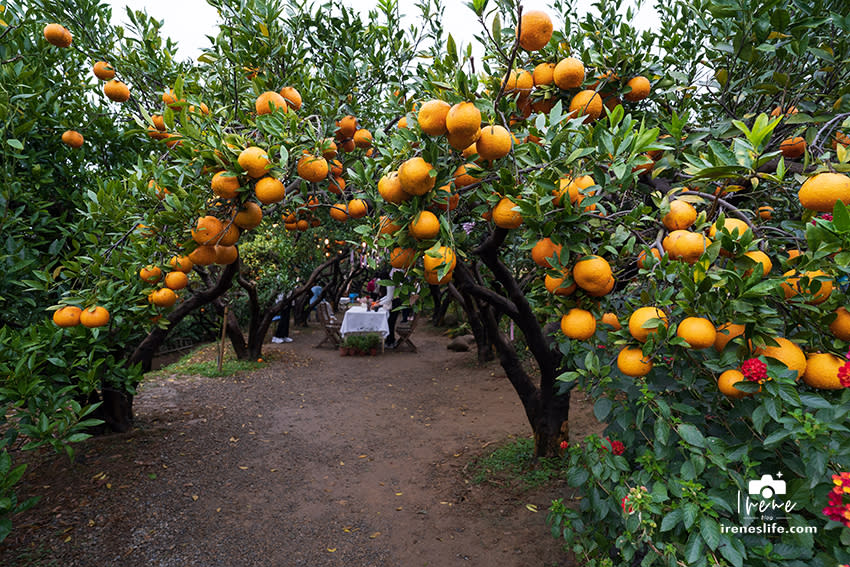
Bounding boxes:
[339,304,390,339]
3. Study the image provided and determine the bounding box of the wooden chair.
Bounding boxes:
[394,294,420,352]
[314,301,342,349]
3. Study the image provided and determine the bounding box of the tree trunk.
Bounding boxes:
[447,282,493,363]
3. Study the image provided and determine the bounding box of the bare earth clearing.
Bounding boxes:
[2,323,601,566]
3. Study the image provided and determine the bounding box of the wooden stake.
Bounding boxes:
[218,305,228,373]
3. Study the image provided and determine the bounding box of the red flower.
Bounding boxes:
[603,437,625,455]
[741,358,768,383]
[560,440,569,450]
[823,472,850,528]
[838,360,850,389]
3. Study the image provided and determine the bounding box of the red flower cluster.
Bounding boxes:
[603,437,625,456]
[741,358,768,383]
[813,213,833,225]
[839,361,850,388]
[823,472,850,528]
[560,440,569,450]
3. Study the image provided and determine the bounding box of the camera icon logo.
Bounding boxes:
[748,474,786,499]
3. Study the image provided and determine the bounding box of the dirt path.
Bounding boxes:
[2,323,596,566]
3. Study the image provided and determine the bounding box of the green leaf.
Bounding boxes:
[593,398,613,421]
[701,518,721,550]
[6,139,23,150]
[677,423,705,448]
[660,508,682,531]
[833,200,850,233]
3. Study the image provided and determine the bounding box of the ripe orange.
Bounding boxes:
[453,163,484,187]
[255,91,288,115]
[165,271,189,290]
[624,76,651,102]
[93,61,115,80]
[233,202,263,229]
[254,176,286,204]
[297,154,329,183]
[329,203,349,222]
[347,199,368,219]
[709,217,749,254]
[517,10,553,51]
[354,129,372,148]
[637,248,661,269]
[379,216,401,234]
[192,215,224,245]
[321,138,338,159]
[80,306,110,328]
[829,307,850,341]
[188,245,217,266]
[217,224,240,246]
[214,245,238,265]
[397,116,409,129]
[572,255,613,295]
[492,197,523,229]
[770,105,798,117]
[532,62,556,86]
[779,136,806,159]
[418,100,451,136]
[503,69,534,96]
[434,184,459,211]
[758,206,774,220]
[544,271,576,296]
[553,57,585,90]
[628,306,668,343]
[53,305,82,327]
[390,247,417,269]
[569,90,603,122]
[476,125,512,160]
[61,130,84,148]
[662,200,697,230]
[279,86,302,110]
[717,370,751,399]
[754,337,806,379]
[742,250,773,277]
[336,115,357,139]
[446,102,481,142]
[599,312,621,330]
[617,347,653,377]
[425,268,454,285]
[378,172,408,203]
[802,353,845,389]
[238,147,271,178]
[676,317,717,349]
[833,131,850,150]
[409,210,441,239]
[554,175,595,207]
[149,288,178,308]
[781,269,833,304]
[211,171,240,199]
[798,172,850,212]
[714,322,745,351]
[531,238,562,268]
[398,157,436,196]
[328,176,346,194]
[663,230,711,264]
[139,265,162,284]
[423,246,457,273]
[560,308,596,340]
[103,80,130,102]
[169,255,194,273]
[43,24,72,47]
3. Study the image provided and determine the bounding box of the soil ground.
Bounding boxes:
[1,322,601,567]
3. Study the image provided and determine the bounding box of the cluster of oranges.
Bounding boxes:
[52,305,110,329]
[140,261,191,309]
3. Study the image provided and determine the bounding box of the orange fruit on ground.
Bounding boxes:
[676,317,717,349]
[476,125,512,160]
[758,206,774,220]
[628,307,668,343]
[717,370,751,399]
[165,271,189,290]
[255,91,288,115]
[80,306,109,328]
[829,307,850,341]
[53,305,82,327]
[279,86,302,110]
[554,175,595,206]
[297,154,329,183]
[103,80,130,102]
[453,163,484,187]
[517,10,553,51]
[492,197,523,229]
[44,23,72,47]
[192,216,224,245]
[423,246,457,273]
[321,138,338,159]
[560,308,596,340]
[398,157,436,196]
[169,255,194,273]
[617,347,653,377]
[149,288,178,308]
[599,312,621,330]
[715,322,745,351]
[329,203,349,222]
[780,136,806,159]
[662,200,697,230]
[572,255,613,295]
[798,172,850,212]
[336,115,357,139]
[569,90,603,122]
[61,130,84,148]
[353,129,372,148]
[409,210,441,240]
[531,238,563,268]
[434,184,460,211]
[445,102,482,141]
[544,271,576,296]
[347,199,368,219]
[214,245,238,265]
[781,269,833,304]
[233,202,262,229]
[378,172,409,203]
[802,353,846,390]
[503,69,534,96]
[217,224,240,246]
[139,265,162,284]
[754,337,806,379]
[390,247,417,269]
[533,62,556,86]
[238,147,271,178]
[624,76,651,102]
[188,245,217,266]
[637,248,662,269]
[742,250,773,277]
[211,171,240,199]
[418,100,452,136]
[553,57,585,90]
[254,176,286,204]
[92,61,115,80]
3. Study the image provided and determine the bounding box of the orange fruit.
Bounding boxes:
[676,317,717,349]
[378,216,401,234]
[149,288,178,308]
[717,370,751,399]
[192,215,224,245]
[663,230,711,264]
[447,129,481,152]
[503,69,534,96]
[139,265,162,284]
[770,105,798,117]
[637,248,661,269]
[169,255,194,273]
[188,245,217,266]
[217,224,240,246]
[492,197,523,229]
[417,100,452,136]
[214,245,238,265]
[781,269,833,304]
[554,175,595,207]
[296,219,309,231]
[255,91,288,115]
[279,86,302,110]
[233,202,262,230]
[254,176,286,204]
[445,102,481,142]
[531,238,563,268]
[560,308,596,340]
[423,246,457,273]
[758,206,774,220]
[321,138,338,159]
[434,184,459,211]
[662,200,697,230]
[572,255,613,295]
[829,307,850,341]
[833,131,850,150]
[398,157,436,196]
[754,337,806,379]
[397,116,409,129]
[347,199,368,219]
[714,322,745,351]
[353,129,372,148]
[329,203,349,222]
[453,163,484,187]
[165,271,189,290]
[617,347,653,377]
[61,130,84,148]
[532,62,556,86]
[390,247,417,269]
[742,250,773,277]
[709,217,750,254]
[553,57,585,90]
[599,312,621,330]
[628,306,668,343]
[425,268,454,285]
[476,125,512,160]
[53,305,82,327]
[336,115,357,139]
[211,171,240,199]
[517,10,553,51]
[802,353,846,390]
[378,172,409,203]
[43,23,72,47]
[568,90,603,122]
[624,76,651,102]
[103,80,130,102]
[80,306,110,328]
[238,147,271,178]
[798,172,850,212]
[92,61,115,80]
[162,89,186,110]
[780,136,806,159]
[297,154,329,183]
[544,271,576,296]
[409,210,441,240]
[328,176,346,194]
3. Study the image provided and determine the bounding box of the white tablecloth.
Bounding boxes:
[340,305,390,338]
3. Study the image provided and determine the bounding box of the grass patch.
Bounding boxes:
[469,437,565,490]
[150,343,267,378]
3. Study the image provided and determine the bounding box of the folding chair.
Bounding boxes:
[394,312,418,352]
[314,301,342,349]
